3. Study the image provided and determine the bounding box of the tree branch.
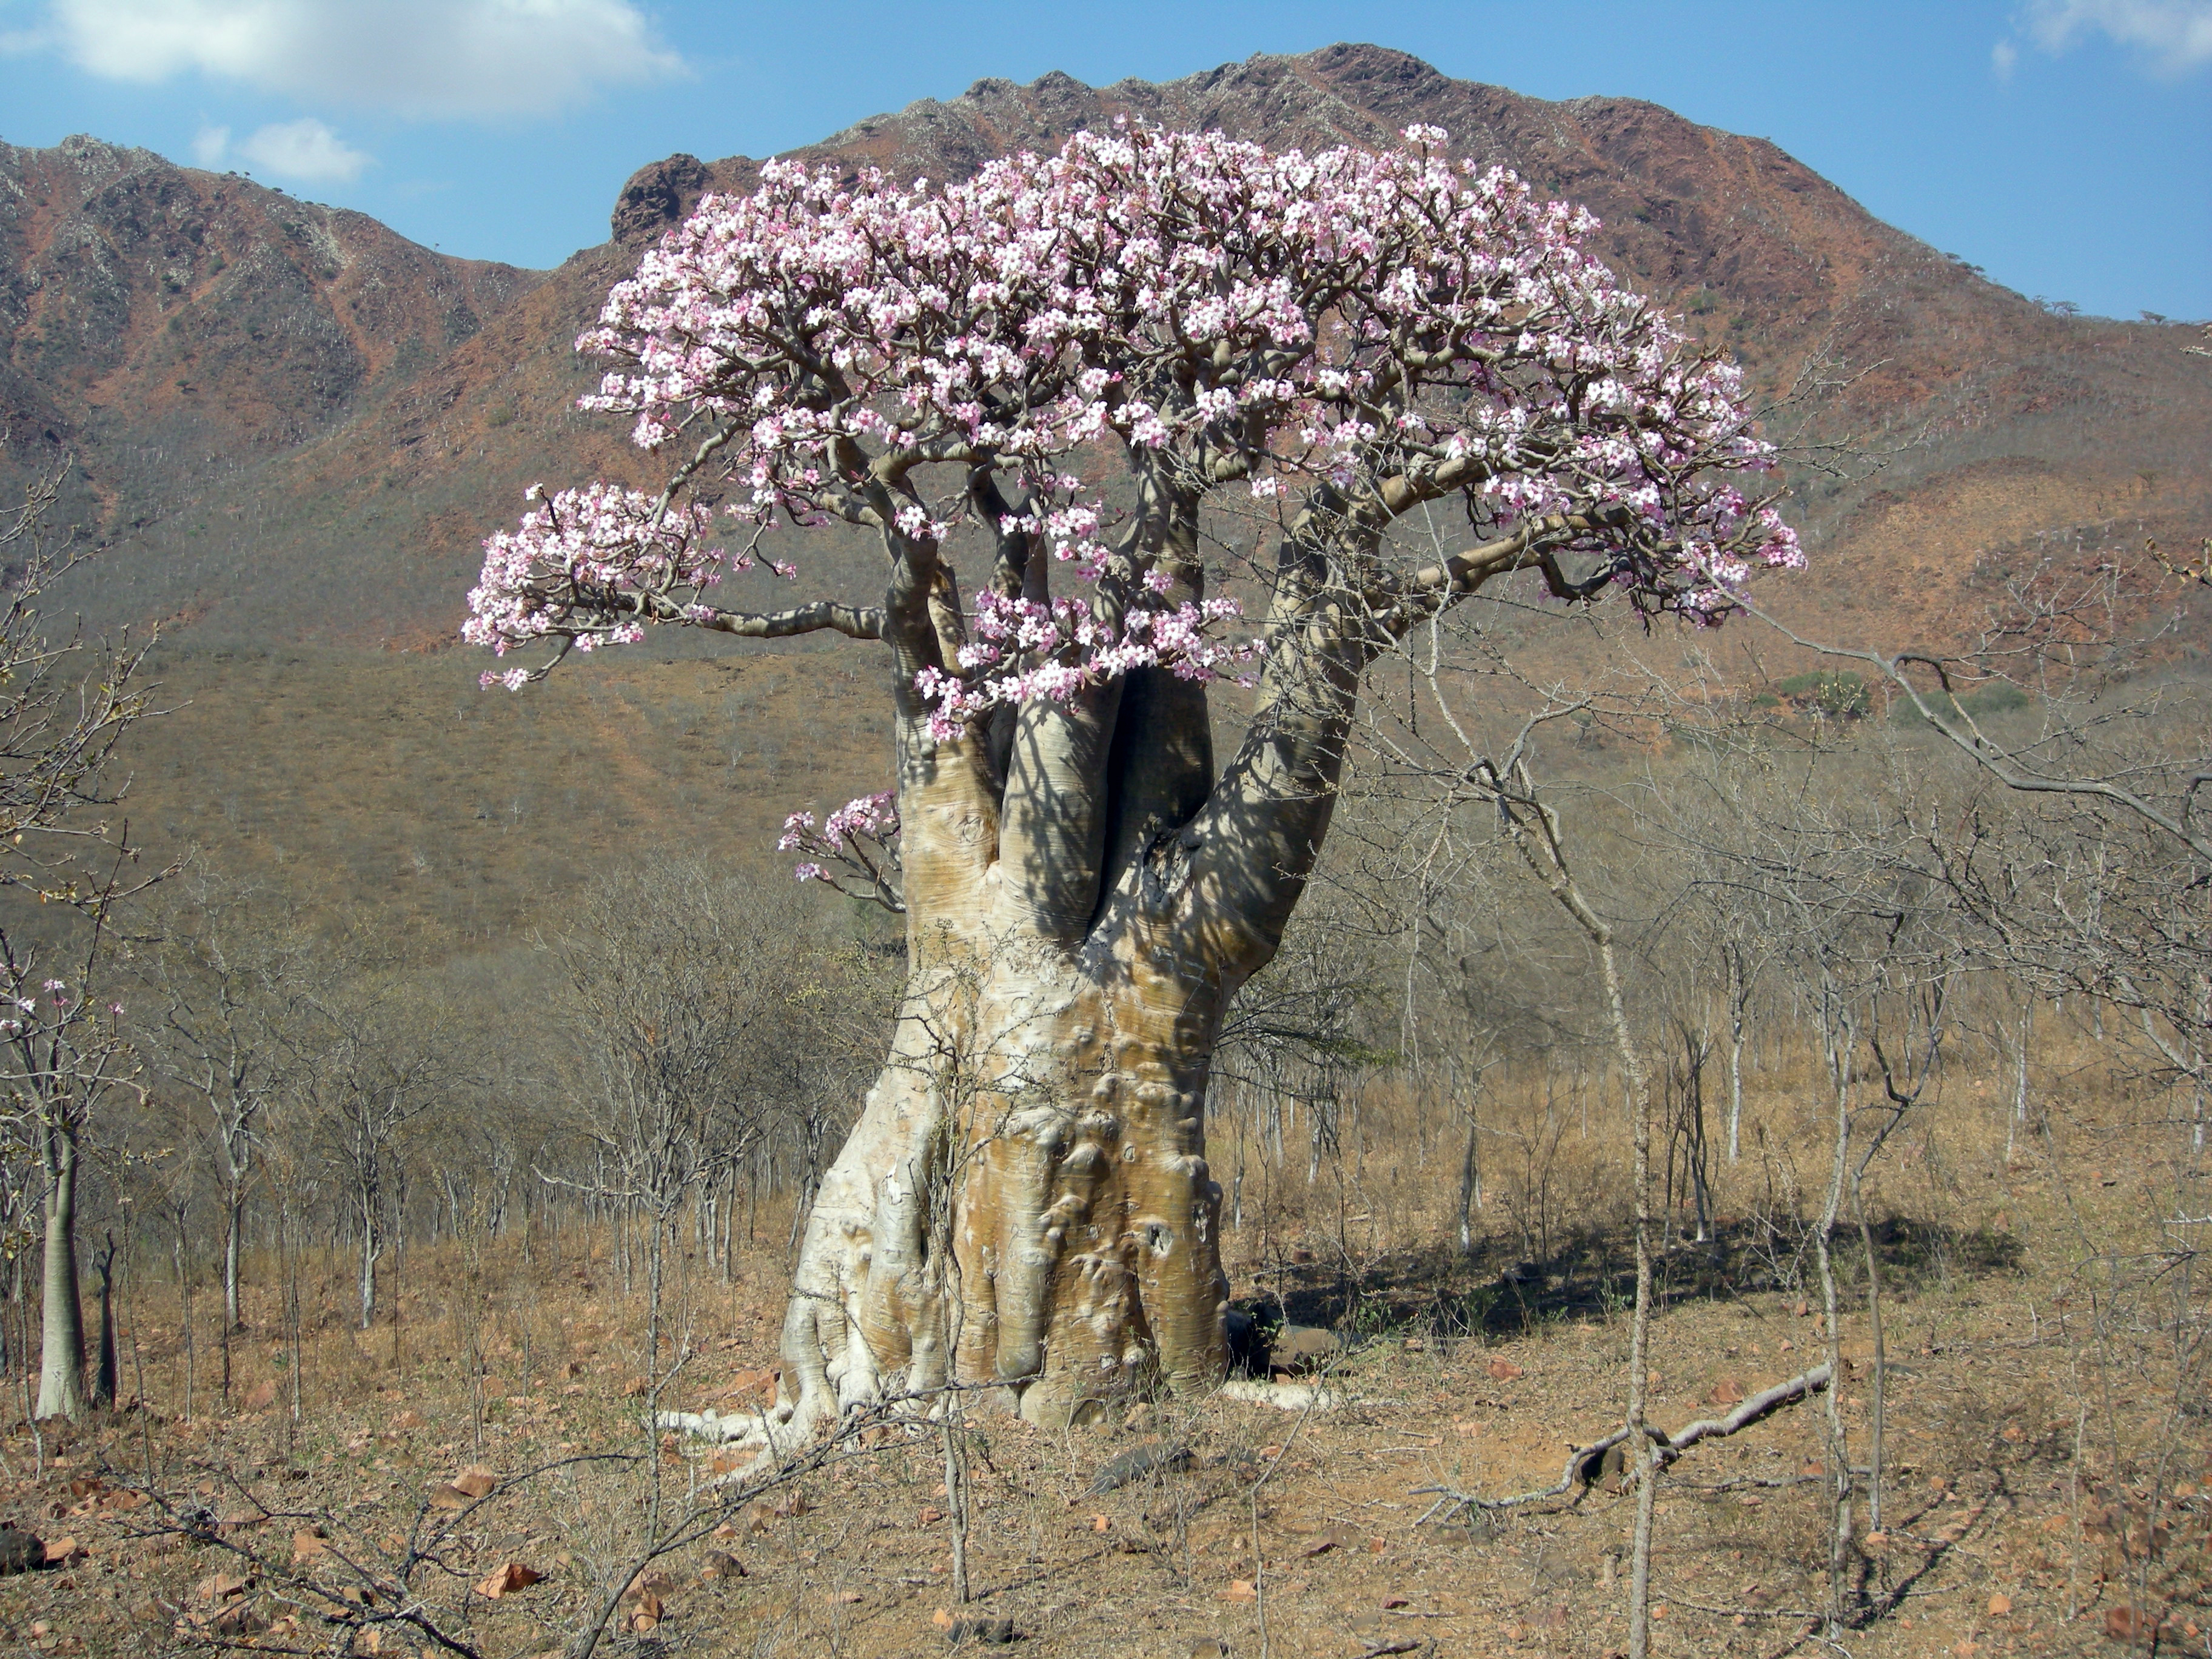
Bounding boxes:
[1414,1364,1835,1520]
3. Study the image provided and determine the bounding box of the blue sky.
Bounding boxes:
[2,1,2205,319]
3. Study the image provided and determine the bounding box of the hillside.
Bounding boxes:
[0,134,543,576]
[16,44,2207,660]
[0,44,2202,951]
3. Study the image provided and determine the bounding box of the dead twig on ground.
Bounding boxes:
[1412,1363,1834,1523]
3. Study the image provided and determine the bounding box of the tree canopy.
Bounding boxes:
[466,122,1800,737]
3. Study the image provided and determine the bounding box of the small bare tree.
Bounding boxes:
[298,979,459,1333]
[548,861,827,1416]
[144,877,314,1334]
[0,463,168,1419]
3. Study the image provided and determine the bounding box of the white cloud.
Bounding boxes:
[236,116,369,182]
[183,116,369,183]
[45,0,684,118]
[2023,0,2212,73]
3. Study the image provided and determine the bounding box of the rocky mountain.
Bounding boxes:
[10,45,2208,656]
[0,135,541,572]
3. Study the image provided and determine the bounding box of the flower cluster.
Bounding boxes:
[467,118,1801,700]
[917,589,1257,740]
[463,483,757,683]
[779,790,904,909]
[0,978,106,1039]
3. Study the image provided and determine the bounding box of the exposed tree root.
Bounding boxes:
[662,1372,1342,1458]
[1216,1379,1342,1411]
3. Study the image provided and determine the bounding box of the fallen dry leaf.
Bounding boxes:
[2105,1605,2159,1644]
[1487,1359,1523,1381]
[452,1467,497,1500]
[1218,1579,1256,1602]
[291,1528,328,1564]
[427,1483,472,1512]
[1988,1593,2012,1617]
[1706,1378,1746,1406]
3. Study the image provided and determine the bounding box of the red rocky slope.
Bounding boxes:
[22,47,2210,657]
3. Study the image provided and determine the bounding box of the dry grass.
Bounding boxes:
[5,1020,2208,1659]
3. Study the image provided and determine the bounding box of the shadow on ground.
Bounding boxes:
[1241,1212,2025,1342]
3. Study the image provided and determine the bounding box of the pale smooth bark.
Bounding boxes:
[753,483,1376,1442]
[357,1182,380,1332]
[1725,943,1748,1162]
[721,430,1624,1452]
[1490,762,1658,1659]
[35,1113,86,1421]
[1814,1008,1856,1637]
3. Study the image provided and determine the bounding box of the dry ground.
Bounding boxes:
[5,1057,2208,1659]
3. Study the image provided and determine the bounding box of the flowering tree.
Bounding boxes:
[468,123,1800,1443]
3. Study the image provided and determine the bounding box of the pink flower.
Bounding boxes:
[468,119,1798,705]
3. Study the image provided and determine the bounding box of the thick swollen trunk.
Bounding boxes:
[36,1124,87,1421]
[223,1122,252,1330]
[782,925,1232,1431]
[750,484,1361,1449]
[358,1193,379,1332]
[224,1190,244,1330]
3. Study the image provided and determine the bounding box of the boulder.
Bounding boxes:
[1269,1325,1343,1375]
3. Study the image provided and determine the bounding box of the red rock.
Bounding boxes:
[475,1561,541,1600]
